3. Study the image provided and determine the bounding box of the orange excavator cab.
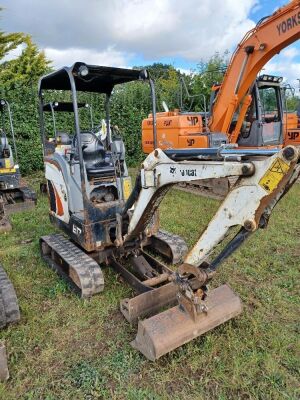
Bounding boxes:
[142,110,207,153]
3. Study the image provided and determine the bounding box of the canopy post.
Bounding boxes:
[149,78,157,149]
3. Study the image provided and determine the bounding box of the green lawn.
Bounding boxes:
[0,173,299,400]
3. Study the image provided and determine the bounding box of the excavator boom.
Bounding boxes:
[209,0,300,138]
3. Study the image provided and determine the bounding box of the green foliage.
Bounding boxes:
[190,52,229,111]
[1,83,44,173]
[0,35,50,89]
[0,15,50,174]
[284,93,300,112]
[0,12,25,60]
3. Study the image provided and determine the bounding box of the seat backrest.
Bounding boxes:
[81,132,106,169]
[56,131,72,145]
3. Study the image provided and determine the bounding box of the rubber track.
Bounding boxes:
[40,234,104,298]
[20,186,37,202]
[0,265,20,328]
[152,230,188,265]
[175,184,225,200]
[175,177,239,200]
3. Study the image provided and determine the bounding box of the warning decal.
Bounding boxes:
[259,158,290,194]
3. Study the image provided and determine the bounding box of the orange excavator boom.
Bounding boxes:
[209,0,300,140]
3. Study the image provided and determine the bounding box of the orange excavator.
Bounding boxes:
[142,0,300,197]
[283,84,300,145]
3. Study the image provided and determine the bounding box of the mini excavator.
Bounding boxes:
[38,63,300,361]
[0,99,36,232]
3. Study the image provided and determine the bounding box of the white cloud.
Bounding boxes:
[2,44,25,62]
[263,44,300,88]
[45,47,130,69]
[178,68,194,76]
[281,47,300,59]
[1,0,257,63]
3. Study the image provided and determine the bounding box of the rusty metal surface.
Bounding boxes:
[131,284,242,361]
[125,185,171,242]
[131,255,156,279]
[110,257,153,294]
[120,282,178,323]
[142,273,169,287]
[4,200,35,216]
[110,253,174,295]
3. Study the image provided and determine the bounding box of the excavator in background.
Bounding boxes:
[282,83,300,145]
[38,62,300,360]
[0,99,36,231]
[142,0,300,198]
[284,109,300,144]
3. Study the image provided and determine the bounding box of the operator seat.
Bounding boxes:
[80,132,115,178]
[56,132,72,145]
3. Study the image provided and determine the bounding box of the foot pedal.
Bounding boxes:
[131,284,242,361]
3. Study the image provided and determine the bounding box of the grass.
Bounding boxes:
[0,172,299,399]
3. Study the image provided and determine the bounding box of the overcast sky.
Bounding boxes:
[1,0,300,87]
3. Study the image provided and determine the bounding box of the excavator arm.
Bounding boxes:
[125,147,299,249]
[209,0,300,141]
[123,146,300,360]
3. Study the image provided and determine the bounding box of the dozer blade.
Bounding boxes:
[131,284,242,361]
[120,282,178,323]
[4,200,35,215]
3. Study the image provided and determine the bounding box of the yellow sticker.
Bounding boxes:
[259,158,290,194]
[4,159,11,169]
[0,168,16,174]
[123,177,132,200]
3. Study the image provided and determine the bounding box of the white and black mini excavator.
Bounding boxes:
[0,99,36,232]
[38,63,300,361]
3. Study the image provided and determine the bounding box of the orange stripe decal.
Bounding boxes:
[53,185,64,216]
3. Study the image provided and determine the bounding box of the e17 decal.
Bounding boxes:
[72,225,82,236]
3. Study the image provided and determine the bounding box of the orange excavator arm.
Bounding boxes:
[209,0,300,142]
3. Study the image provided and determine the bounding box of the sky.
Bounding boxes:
[1,0,300,88]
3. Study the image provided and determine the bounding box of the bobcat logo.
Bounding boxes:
[170,166,176,176]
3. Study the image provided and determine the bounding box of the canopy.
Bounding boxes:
[39,62,148,94]
[43,102,89,112]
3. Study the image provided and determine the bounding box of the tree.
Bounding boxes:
[0,35,50,89]
[190,52,229,112]
[0,13,25,61]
